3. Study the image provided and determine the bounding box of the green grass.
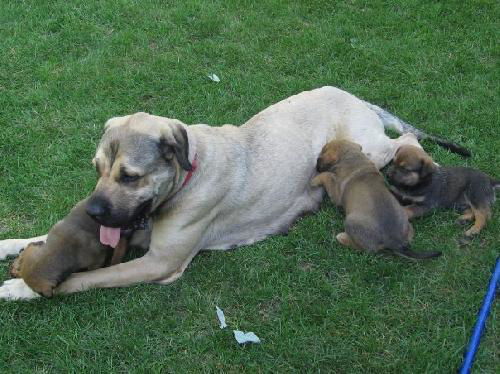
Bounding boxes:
[0,0,498,372]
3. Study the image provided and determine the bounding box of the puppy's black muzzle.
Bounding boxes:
[316,157,328,173]
[86,195,152,229]
[86,196,111,223]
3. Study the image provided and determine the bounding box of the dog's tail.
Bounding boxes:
[491,179,500,190]
[362,101,471,157]
[393,245,442,260]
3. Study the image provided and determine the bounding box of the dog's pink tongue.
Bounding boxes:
[100,226,121,248]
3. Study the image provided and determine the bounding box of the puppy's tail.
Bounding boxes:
[362,101,471,157]
[491,179,500,190]
[393,245,442,260]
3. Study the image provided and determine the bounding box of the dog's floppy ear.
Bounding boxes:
[394,147,402,159]
[159,123,192,171]
[419,156,437,178]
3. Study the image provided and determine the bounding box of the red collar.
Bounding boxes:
[181,154,198,188]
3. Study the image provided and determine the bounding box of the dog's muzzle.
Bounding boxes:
[86,196,152,229]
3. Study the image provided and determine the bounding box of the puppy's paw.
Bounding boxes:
[0,239,25,260]
[464,226,481,237]
[310,175,323,188]
[0,279,41,301]
[336,232,352,247]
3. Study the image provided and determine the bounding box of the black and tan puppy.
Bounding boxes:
[311,139,441,259]
[387,145,499,238]
[9,198,129,297]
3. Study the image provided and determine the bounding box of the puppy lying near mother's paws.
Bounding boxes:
[387,145,499,238]
[311,139,441,259]
[9,198,131,297]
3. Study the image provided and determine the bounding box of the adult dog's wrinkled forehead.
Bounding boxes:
[93,112,190,173]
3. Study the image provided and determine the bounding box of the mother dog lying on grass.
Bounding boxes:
[0,86,469,300]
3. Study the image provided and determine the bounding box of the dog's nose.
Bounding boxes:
[316,157,324,172]
[86,197,110,221]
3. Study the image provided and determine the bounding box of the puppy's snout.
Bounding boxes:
[86,196,111,222]
[316,157,325,172]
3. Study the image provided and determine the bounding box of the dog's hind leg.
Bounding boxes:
[457,209,474,225]
[465,206,490,237]
[343,218,384,254]
[336,232,361,250]
[0,235,48,260]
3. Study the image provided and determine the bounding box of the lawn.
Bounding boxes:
[0,0,498,372]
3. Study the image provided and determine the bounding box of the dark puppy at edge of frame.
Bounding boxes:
[386,144,499,238]
[9,198,131,297]
[311,139,441,260]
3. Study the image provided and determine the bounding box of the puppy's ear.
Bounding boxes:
[420,157,437,178]
[160,123,192,171]
[330,148,341,165]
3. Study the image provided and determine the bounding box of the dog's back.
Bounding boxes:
[423,167,497,209]
[342,168,411,251]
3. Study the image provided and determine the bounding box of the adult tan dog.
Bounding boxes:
[0,86,468,299]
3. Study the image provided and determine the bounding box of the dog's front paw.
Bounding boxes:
[0,279,41,301]
[310,175,323,188]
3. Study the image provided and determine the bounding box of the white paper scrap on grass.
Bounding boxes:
[233,330,261,344]
[215,306,227,329]
[207,73,220,82]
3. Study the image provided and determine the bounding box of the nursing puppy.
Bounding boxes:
[387,145,499,237]
[9,199,130,297]
[311,140,441,259]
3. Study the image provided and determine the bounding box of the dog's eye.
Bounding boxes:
[120,173,141,183]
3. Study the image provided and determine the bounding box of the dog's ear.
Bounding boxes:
[394,147,402,160]
[159,123,192,171]
[419,156,437,178]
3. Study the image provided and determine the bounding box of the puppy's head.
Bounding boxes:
[87,113,193,229]
[387,145,437,187]
[316,140,362,172]
[9,254,24,278]
[14,241,58,298]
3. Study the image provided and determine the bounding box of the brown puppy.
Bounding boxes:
[387,145,499,237]
[311,140,441,259]
[9,198,129,297]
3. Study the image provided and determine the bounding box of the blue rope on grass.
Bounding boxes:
[459,257,500,374]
